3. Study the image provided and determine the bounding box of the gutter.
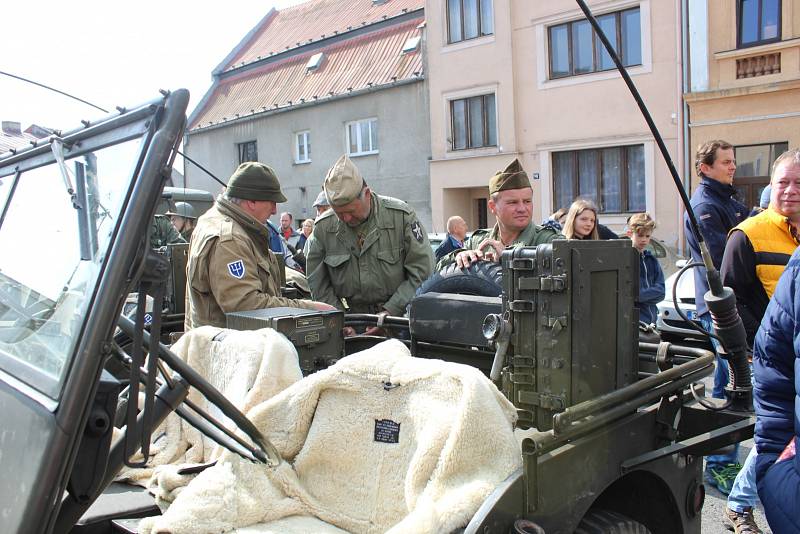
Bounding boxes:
[186,76,424,136]
[680,0,691,257]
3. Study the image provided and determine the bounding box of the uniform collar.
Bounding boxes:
[700,175,737,198]
[216,196,271,242]
[489,220,537,245]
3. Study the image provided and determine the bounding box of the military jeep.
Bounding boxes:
[0,87,756,534]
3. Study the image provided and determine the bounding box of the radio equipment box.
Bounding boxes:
[226,307,344,374]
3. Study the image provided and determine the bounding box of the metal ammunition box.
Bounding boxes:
[502,240,638,430]
[226,307,344,374]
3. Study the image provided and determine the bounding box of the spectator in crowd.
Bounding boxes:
[435,216,468,261]
[748,184,771,218]
[280,211,301,247]
[166,201,197,242]
[625,213,664,325]
[313,190,330,217]
[718,149,800,533]
[683,140,747,493]
[297,218,314,252]
[438,159,562,269]
[753,247,800,534]
[306,155,433,335]
[541,208,568,232]
[596,222,619,239]
[185,162,333,330]
[563,199,599,240]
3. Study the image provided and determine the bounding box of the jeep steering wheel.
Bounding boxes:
[116,315,281,466]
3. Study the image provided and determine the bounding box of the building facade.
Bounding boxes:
[426,0,686,247]
[686,0,800,210]
[184,0,433,229]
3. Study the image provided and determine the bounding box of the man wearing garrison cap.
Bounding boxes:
[185,162,334,330]
[438,158,562,270]
[305,155,433,335]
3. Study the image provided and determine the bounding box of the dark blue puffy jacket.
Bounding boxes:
[683,177,746,318]
[753,248,800,534]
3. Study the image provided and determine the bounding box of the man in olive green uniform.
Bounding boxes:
[166,201,198,242]
[150,215,186,248]
[437,158,562,270]
[305,155,433,332]
[185,162,334,330]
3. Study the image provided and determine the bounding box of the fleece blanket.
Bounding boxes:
[114,326,302,503]
[140,339,522,534]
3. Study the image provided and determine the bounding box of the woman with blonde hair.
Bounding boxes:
[563,199,599,240]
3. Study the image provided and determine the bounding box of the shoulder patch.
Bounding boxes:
[410,220,424,243]
[227,259,245,279]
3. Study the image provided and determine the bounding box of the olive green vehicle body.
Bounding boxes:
[0,91,752,534]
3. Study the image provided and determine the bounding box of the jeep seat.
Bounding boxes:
[140,339,522,534]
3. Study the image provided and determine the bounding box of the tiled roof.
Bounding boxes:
[189,17,423,131]
[222,0,424,72]
[0,130,40,155]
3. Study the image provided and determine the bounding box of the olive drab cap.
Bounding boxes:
[226,162,287,202]
[324,155,365,207]
[165,201,197,219]
[488,158,531,194]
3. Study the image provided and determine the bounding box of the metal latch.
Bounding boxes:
[518,391,566,411]
[541,314,567,334]
[518,275,566,292]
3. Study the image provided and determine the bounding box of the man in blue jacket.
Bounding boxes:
[625,213,664,324]
[753,247,800,534]
[435,216,468,261]
[684,140,748,493]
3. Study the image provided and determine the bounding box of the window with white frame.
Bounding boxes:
[450,93,497,151]
[346,118,378,156]
[295,131,311,163]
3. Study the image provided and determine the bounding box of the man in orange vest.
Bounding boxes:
[719,148,800,534]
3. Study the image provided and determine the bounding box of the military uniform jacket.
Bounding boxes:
[185,197,316,330]
[305,194,434,316]
[436,221,562,270]
[151,215,186,248]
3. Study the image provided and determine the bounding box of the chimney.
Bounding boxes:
[2,121,21,135]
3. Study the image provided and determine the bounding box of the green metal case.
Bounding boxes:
[502,240,639,430]
[225,307,344,374]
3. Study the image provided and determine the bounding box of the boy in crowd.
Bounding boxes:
[626,213,665,325]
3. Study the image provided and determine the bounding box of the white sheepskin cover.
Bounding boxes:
[114,326,302,504]
[139,339,522,534]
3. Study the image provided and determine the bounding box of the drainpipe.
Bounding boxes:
[680,0,691,257]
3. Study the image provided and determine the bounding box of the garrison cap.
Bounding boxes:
[489,158,531,195]
[226,162,287,202]
[324,155,365,207]
[313,190,330,208]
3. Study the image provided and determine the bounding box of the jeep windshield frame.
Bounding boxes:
[0,117,152,399]
[0,90,189,534]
